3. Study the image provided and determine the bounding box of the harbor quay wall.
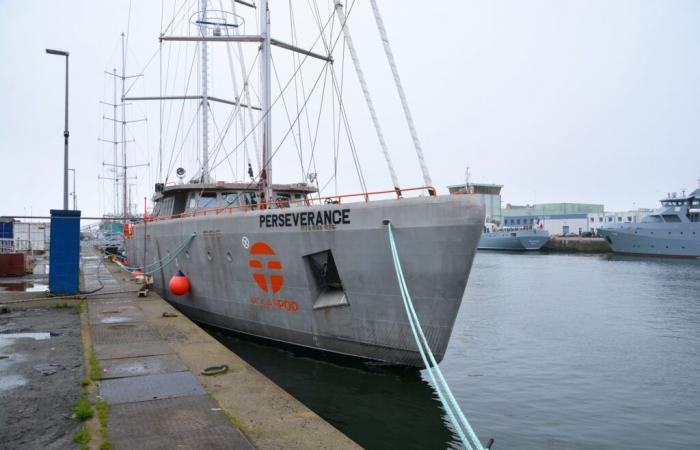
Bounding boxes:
[544,237,612,253]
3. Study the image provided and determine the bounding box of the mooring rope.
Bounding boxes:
[387,222,488,450]
[115,233,196,276]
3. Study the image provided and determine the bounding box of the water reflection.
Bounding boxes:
[205,326,460,450]
[0,281,48,292]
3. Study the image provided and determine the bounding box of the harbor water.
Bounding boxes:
[210,252,700,449]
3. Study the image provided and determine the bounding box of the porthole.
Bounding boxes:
[207,251,213,261]
[226,251,233,262]
[185,250,190,259]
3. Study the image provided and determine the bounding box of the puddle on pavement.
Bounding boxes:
[100,316,131,324]
[0,333,52,341]
[0,374,27,392]
[0,281,48,292]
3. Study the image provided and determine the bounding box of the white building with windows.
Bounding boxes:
[587,209,653,235]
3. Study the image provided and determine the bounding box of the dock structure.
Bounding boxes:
[543,236,612,253]
[81,247,360,450]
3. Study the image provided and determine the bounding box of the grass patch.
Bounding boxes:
[80,378,90,387]
[73,388,93,421]
[223,410,252,435]
[74,302,83,314]
[97,399,110,450]
[73,427,91,448]
[53,302,71,309]
[90,350,101,381]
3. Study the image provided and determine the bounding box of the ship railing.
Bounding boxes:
[142,186,436,223]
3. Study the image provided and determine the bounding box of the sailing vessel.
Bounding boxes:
[598,186,700,259]
[123,1,484,367]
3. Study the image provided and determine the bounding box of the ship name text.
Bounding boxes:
[259,209,351,229]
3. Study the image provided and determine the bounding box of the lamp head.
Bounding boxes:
[46,48,69,56]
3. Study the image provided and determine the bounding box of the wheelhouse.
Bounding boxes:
[150,182,318,218]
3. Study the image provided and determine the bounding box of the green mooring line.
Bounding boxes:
[387,222,488,450]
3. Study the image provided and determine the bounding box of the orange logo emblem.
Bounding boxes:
[249,242,284,293]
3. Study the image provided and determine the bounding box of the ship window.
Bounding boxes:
[627,217,632,222]
[599,217,603,222]
[242,192,258,207]
[186,193,197,211]
[198,193,218,209]
[590,217,594,222]
[222,192,241,206]
[172,192,188,215]
[642,215,663,223]
[274,193,292,209]
[662,214,681,223]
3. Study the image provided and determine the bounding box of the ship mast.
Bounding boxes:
[199,0,210,183]
[121,32,128,216]
[260,0,272,201]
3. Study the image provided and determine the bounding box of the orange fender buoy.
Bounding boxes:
[169,271,190,296]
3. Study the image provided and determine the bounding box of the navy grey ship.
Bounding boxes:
[598,187,700,259]
[479,224,549,251]
[123,2,484,367]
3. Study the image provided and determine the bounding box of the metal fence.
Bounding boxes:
[0,238,35,253]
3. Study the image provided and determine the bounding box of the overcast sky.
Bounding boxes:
[1,0,699,219]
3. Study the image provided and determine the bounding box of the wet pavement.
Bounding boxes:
[82,250,254,450]
[0,307,83,450]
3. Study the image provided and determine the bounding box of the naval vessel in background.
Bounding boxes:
[123,1,485,367]
[598,186,700,258]
[479,224,550,251]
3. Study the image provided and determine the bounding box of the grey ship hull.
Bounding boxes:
[478,229,549,251]
[126,195,484,367]
[598,225,700,259]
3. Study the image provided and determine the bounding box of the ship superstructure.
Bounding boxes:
[598,187,700,258]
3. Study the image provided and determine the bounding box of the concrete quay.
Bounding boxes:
[83,248,360,450]
[1,248,360,450]
[543,236,612,253]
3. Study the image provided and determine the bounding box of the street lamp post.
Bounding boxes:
[68,168,77,210]
[45,48,70,210]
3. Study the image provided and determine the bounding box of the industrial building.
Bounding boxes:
[587,209,653,235]
[502,203,604,236]
[446,183,654,236]
[447,183,503,225]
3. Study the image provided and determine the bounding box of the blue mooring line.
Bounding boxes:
[387,221,489,450]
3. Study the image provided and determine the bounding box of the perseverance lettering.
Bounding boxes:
[259,209,350,228]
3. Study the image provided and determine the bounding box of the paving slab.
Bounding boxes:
[90,321,162,346]
[99,354,187,379]
[111,425,252,450]
[94,341,174,360]
[100,371,205,404]
[88,304,146,325]
[108,394,244,441]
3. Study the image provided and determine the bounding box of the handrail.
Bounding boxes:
[142,185,436,223]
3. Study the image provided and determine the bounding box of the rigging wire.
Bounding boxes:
[271,54,306,179]
[369,0,434,193]
[333,0,400,193]
[164,50,201,182]
[207,5,340,173]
